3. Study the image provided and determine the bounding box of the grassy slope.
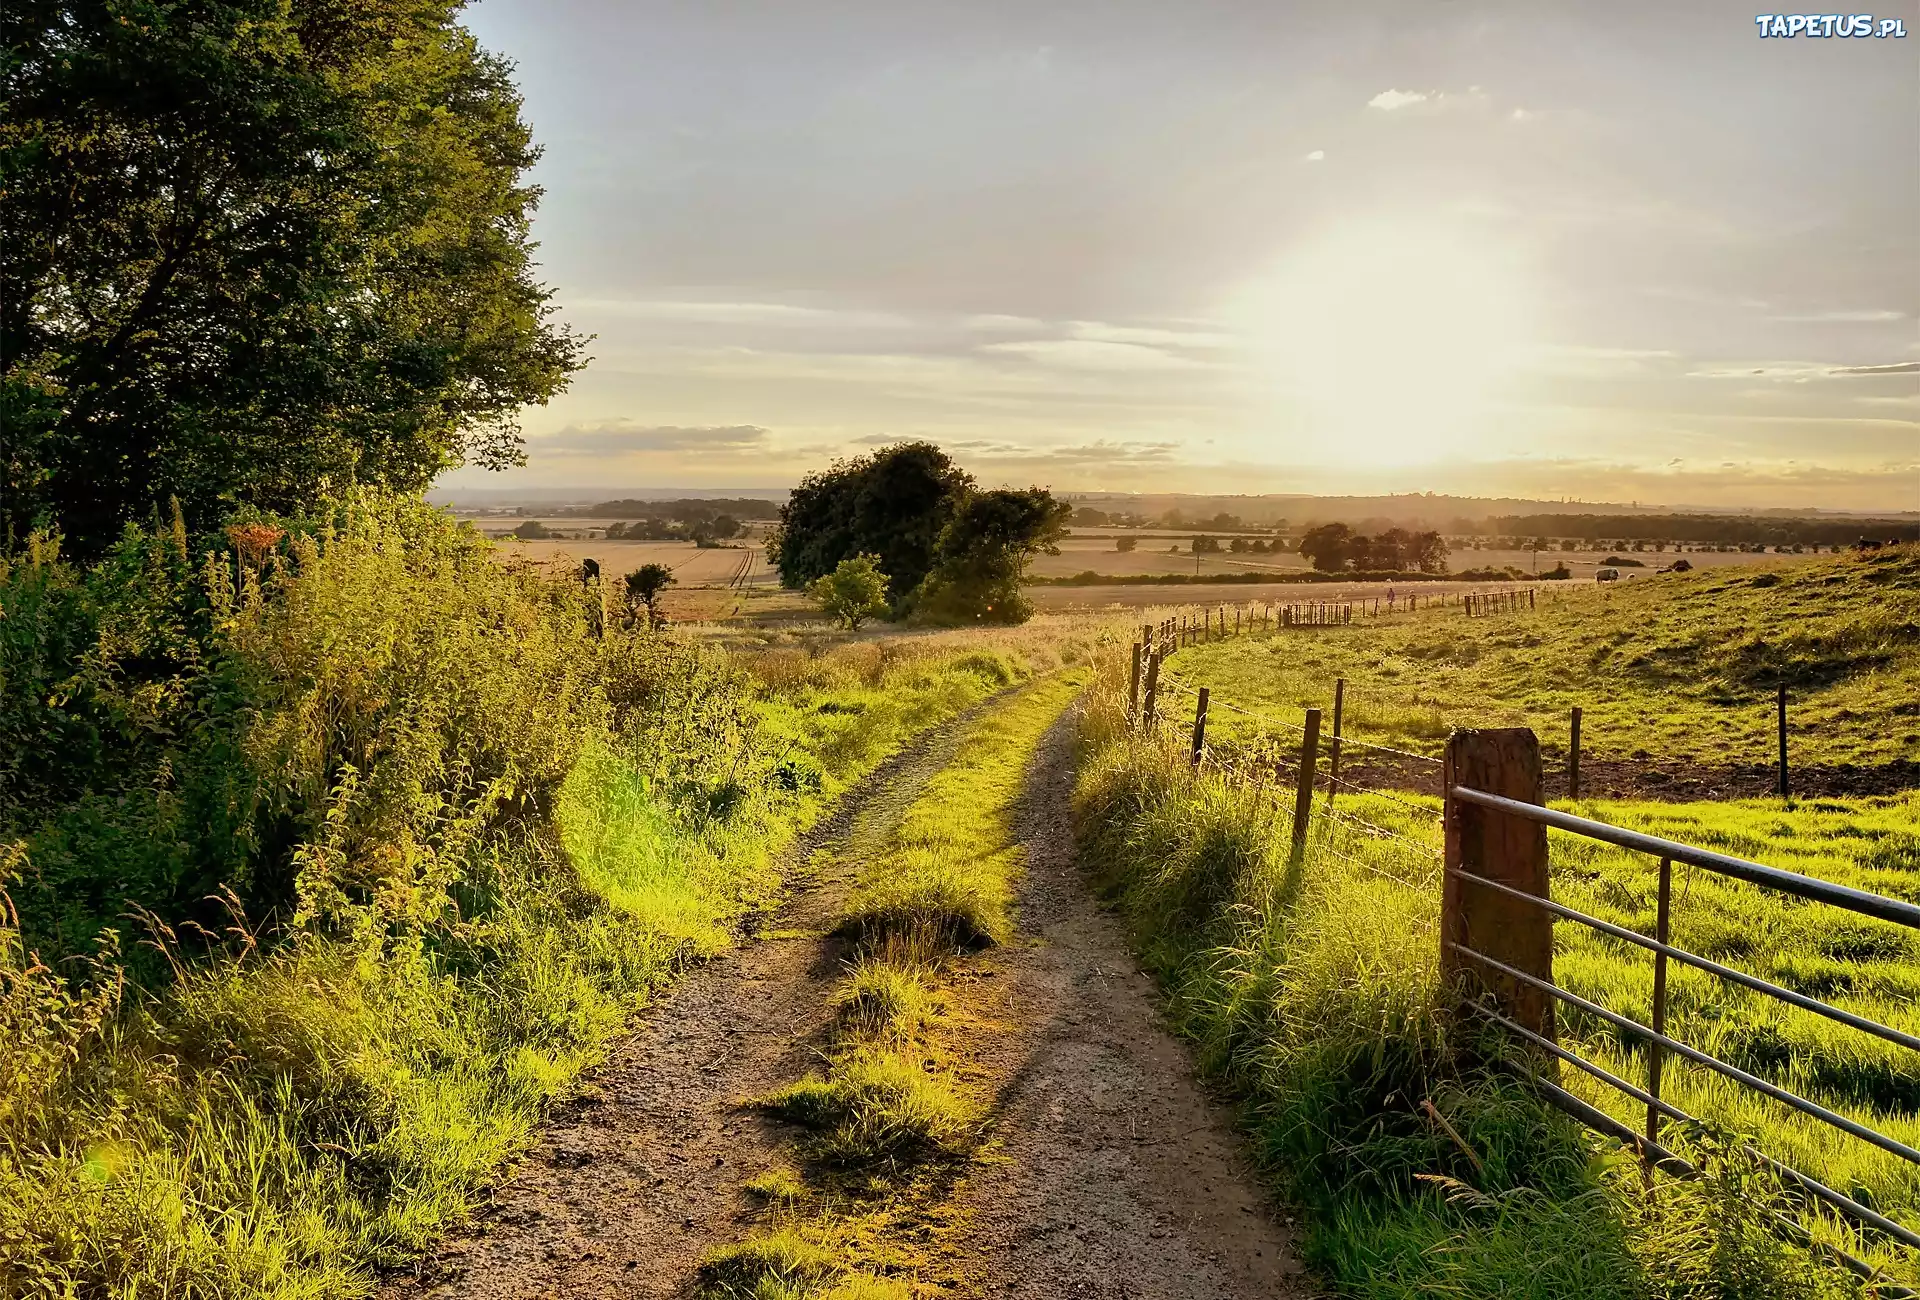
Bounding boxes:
[0,512,1054,1299]
[1072,641,1895,1298]
[1158,545,1920,770]
[703,671,1089,1300]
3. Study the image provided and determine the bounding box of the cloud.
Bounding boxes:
[534,422,771,454]
[1768,310,1906,324]
[1304,149,1325,161]
[978,338,1211,371]
[1829,362,1920,376]
[962,313,1047,332]
[569,299,908,329]
[1367,89,1429,111]
[1065,321,1234,349]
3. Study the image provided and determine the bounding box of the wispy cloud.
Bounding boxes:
[1367,88,1428,111]
[534,422,771,454]
[978,338,1212,371]
[1769,309,1906,324]
[1829,362,1920,376]
[569,299,909,329]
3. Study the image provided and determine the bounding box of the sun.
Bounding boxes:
[1226,218,1534,464]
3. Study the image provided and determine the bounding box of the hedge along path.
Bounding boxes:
[702,671,1314,1300]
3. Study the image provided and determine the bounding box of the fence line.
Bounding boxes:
[1118,611,1918,1290]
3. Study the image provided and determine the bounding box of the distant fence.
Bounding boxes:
[1124,615,1916,1292]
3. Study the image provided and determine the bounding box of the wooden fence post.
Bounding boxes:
[1142,646,1163,728]
[1328,678,1346,808]
[1568,706,1582,800]
[1191,687,1210,769]
[1442,728,1554,1041]
[1129,642,1143,728]
[1291,708,1322,855]
[1777,684,1790,799]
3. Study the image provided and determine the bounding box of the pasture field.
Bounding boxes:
[1151,545,1920,778]
[1073,637,1920,1296]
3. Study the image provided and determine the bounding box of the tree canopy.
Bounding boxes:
[1,0,586,553]
[770,445,1067,624]
[807,555,890,630]
[768,442,972,604]
[913,487,1070,625]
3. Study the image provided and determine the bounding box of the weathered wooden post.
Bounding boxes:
[1328,678,1346,808]
[1568,706,1583,800]
[1191,687,1210,769]
[1235,606,1242,636]
[1291,708,1321,856]
[1442,728,1554,1041]
[1129,642,1143,728]
[1777,684,1790,799]
[1142,646,1163,729]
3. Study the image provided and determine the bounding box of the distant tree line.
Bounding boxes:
[1297,524,1448,574]
[1465,514,1919,547]
[769,443,1068,625]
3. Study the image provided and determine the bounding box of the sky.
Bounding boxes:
[442,0,1920,510]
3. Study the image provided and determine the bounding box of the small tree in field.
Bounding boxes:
[624,563,675,626]
[808,555,891,629]
[1115,535,1138,553]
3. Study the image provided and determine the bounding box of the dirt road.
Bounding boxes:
[385,701,1311,1299]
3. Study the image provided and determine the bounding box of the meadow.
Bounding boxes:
[1067,546,1920,1295]
[1149,545,1920,776]
[1073,650,1917,1296]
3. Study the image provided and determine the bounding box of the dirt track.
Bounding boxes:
[384,699,1311,1299]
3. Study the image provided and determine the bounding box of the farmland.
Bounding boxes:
[5,515,1916,1299]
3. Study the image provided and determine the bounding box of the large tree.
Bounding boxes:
[1,0,586,552]
[913,487,1070,625]
[768,442,972,604]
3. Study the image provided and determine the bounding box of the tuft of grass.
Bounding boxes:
[698,1229,839,1296]
[833,961,937,1042]
[745,1164,809,1206]
[760,1050,978,1170]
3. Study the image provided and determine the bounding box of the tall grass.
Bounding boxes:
[0,493,1031,1298]
[1071,642,1878,1298]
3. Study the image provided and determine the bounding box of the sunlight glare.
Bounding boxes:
[1227,220,1534,464]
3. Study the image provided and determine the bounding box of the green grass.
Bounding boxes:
[1547,794,1920,1283]
[0,496,1045,1299]
[836,671,1088,956]
[710,671,1088,1294]
[1071,643,1892,1298]
[1157,545,1920,771]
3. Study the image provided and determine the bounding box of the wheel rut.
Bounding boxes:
[941,706,1315,1299]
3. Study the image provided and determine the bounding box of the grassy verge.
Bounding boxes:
[700,671,1088,1299]
[1154,545,1919,770]
[1071,641,1892,1298]
[0,496,1045,1298]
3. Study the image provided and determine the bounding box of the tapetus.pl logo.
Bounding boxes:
[1754,13,1908,36]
